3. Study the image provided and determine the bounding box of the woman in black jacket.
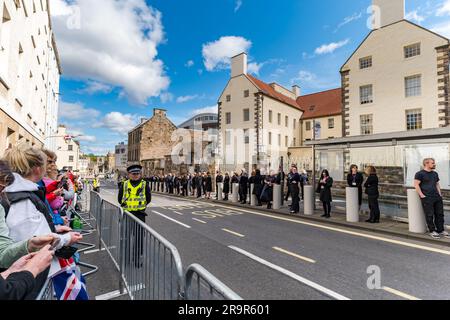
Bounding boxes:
[347,164,364,209]
[223,173,230,201]
[205,173,213,199]
[364,166,380,223]
[252,170,264,206]
[317,169,333,218]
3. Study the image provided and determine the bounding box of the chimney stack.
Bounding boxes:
[231,52,248,78]
[372,0,405,29]
[292,85,301,98]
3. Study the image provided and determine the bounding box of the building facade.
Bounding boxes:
[78,155,89,178]
[178,113,218,131]
[288,88,343,170]
[218,53,304,173]
[55,125,80,172]
[342,0,449,136]
[115,142,128,173]
[0,0,61,155]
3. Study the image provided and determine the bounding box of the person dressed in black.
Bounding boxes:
[253,169,264,206]
[364,166,380,223]
[414,158,449,239]
[347,164,364,209]
[223,172,230,201]
[205,172,213,199]
[215,171,223,200]
[285,167,294,202]
[289,166,301,214]
[181,175,188,197]
[317,169,333,218]
[261,172,275,209]
[196,173,203,198]
[239,170,249,204]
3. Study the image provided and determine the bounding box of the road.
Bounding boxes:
[99,180,450,300]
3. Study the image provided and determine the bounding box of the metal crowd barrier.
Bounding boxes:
[120,211,184,300]
[88,190,240,300]
[185,264,243,300]
[36,278,55,300]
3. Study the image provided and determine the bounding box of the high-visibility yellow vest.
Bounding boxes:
[122,180,147,212]
[93,179,99,188]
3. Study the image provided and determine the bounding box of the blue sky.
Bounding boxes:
[52,0,450,155]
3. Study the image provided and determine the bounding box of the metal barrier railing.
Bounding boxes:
[185,264,243,300]
[87,190,240,300]
[120,211,184,300]
[36,276,55,300]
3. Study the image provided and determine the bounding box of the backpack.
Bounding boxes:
[1,191,56,232]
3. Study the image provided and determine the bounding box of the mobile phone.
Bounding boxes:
[55,246,78,259]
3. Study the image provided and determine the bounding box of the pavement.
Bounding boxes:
[97,181,450,300]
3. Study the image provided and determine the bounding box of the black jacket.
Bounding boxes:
[252,174,264,196]
[223,176,230,193]
[364,175,379,197]
[317,177,333,203]
[0,271,36,300]
[347,173,364,189]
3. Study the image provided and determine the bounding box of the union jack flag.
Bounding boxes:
[52,258,89,300]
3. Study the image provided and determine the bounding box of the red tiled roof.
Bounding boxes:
[246,74,303,111]
[296,88,342,119]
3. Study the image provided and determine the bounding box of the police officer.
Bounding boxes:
[93,176,100,193]
[118,165,152,223]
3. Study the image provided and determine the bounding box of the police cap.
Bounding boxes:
[127,165,143,173]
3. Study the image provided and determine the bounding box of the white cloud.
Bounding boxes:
[314,39,350,55]
[185,60,194,68]
[95,112,140,133]
[437,0,450,16]
[77,80,113,95]
[52,0,170,105]
[202,36,252,71]
[75,135,97,142]
[160,92,174,103]
[432,22,450,38]
[334,12,363,32]
[191,105,218,116]
[248,62,264,75]
[58,101,101,121]
[177,95,199,103]
[291,70,338,90]
[405,10,425,23]
[234,0,243,12]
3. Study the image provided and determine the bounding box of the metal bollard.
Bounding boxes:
[346,187,359,222]
[273,184,281,210]
[304,185,314,215]
[217,183,223,201]
[407,189,427,234]
[232,184,239,203]
[250,184,256,206]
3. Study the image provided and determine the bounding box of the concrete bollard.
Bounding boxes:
[273,184,281,210]
[217,183,223,201]
[346,187,360,222]
[304,186,314,215]
[232,183,239,203]
[250,184,257,206]
[407,189,427,234]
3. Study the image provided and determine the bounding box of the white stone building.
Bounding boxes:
[218,53,304,173]
[0,0,61,154]
[115,142,128,173]
[55,125,80,172]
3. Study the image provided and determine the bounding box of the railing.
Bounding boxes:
[89,190,240,300]
[36,278,55,300]
[120,212,184,300]
[185,264,243,300]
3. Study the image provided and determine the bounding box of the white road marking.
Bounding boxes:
[95,290,128,300]
[273,247,316,264]
[382,286,420,300]
[192,218,207,224]
[229,246,349,300]
[84,248,106,254]
[207,201,450,256]
[222,228,245,238]
[152,211,191,229]
[173,211,184,216]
